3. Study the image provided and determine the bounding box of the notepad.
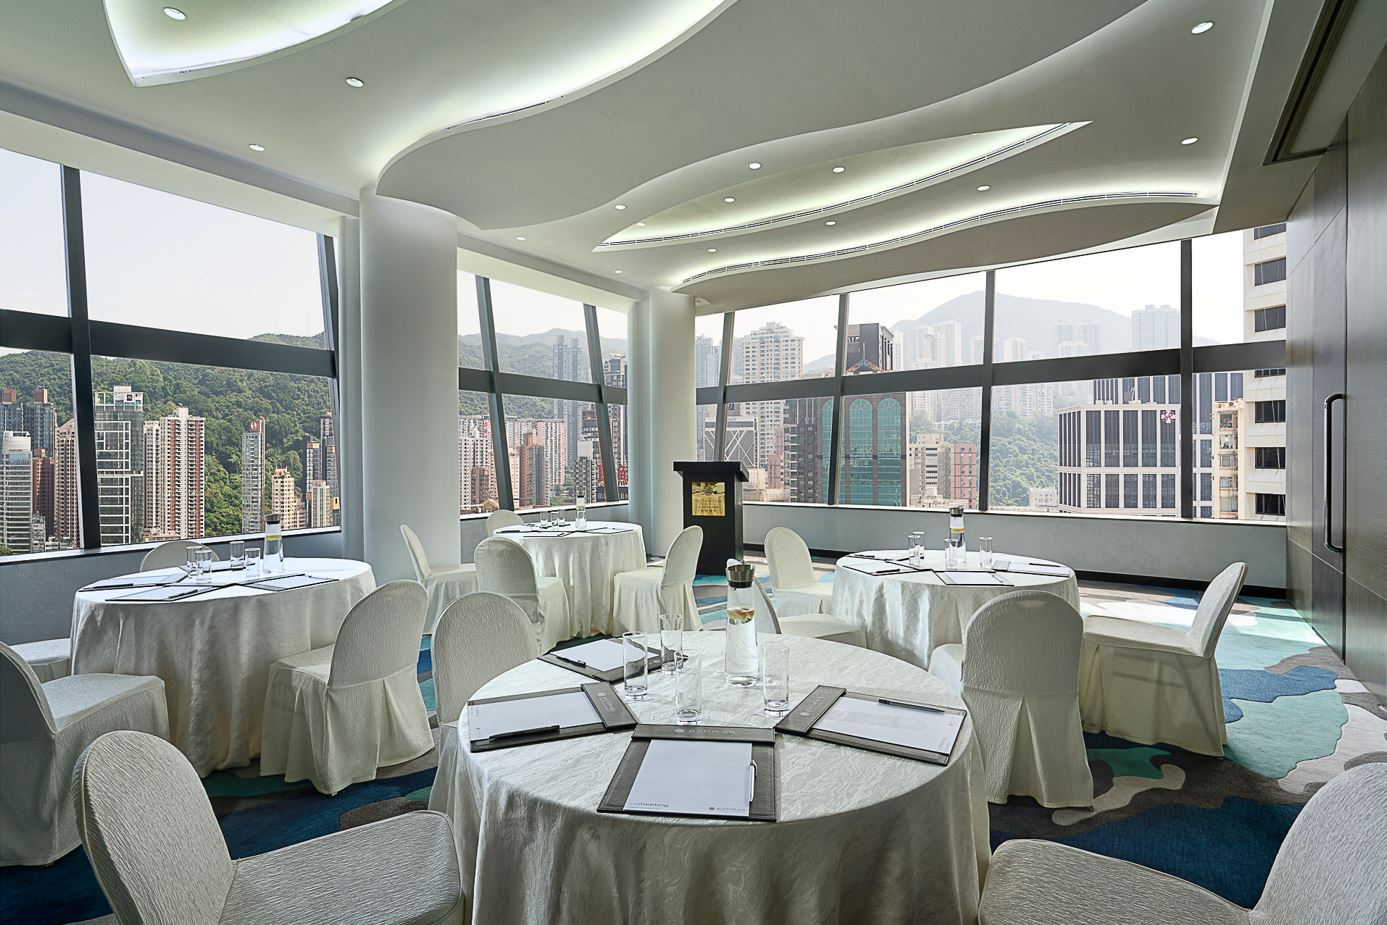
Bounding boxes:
[112,584,212,602]
[845,559,912,576]
[467,690,601,741]
[549,637,649,672]
[815,697,964,755]
[83,574,182,592]
[936,571,1008,586]
[997,561,1072,577]
[623,740,753,818]
[244,574,331,592]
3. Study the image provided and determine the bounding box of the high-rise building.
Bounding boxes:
[1054,320,1101,355]
[144,406,205,541]
[518,430,546,508]
[54,419,80,547]
[839,393,906,506]
[0,389,22,434]
[32,449,55,538]
[23,388,56,456]
[1,431,35,553]
[458,413,497,513]
[1236,224,1287,521]
[1131,303,1180,349]
[307,479,334,528]
[845,323,894,372]
[732,321,804,480]
[94,386,145,545]
[603,353,628,388]
[782,397,831,505]
[718,415,758,473]
[694,335,721,388]
[241,419,266,535]
[508,419,566,503]
[318,411,340,526]
[271,466,304,529]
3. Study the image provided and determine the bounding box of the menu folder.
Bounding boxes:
[541,640,664,683]
[598,724,778,821]
[775,685,966,766]
[467,682,636,752]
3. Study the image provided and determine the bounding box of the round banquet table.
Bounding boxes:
[431,632,989,925]
[833,550,1081,669]
[70,557,375,776]
[495,521,647,637]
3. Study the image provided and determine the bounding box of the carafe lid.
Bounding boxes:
[949,506,964,517]
[266,514,281,524]
[726,559,756,588]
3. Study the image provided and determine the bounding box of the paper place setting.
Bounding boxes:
[548,637,650,673]
[815,696,965,756]
[844,559,917,576]
[934,571,1009,586]
[993,559,1073,578]
[623,740,754,818]
[467,689,601,742]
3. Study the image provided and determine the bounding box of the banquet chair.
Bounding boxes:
[927,592,1092,807]
[74,731,465,925]
[432,592,538,725]
[764,527,834,617]
[753,580,866,646]
[978,762,1387,925]
[0,643,168,867]
[485,508,524,536]
[140,539,217,571]
[259,581,434,796]
[1078,562,1246,756]
[611,526,703,634]
[474,537,570,651]
[400,523,478,635]
[6,637,71,682]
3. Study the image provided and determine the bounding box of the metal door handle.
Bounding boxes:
[1324,392,1344,554]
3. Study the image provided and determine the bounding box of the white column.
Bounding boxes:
[356,189,459,580]
[630,289,696,554]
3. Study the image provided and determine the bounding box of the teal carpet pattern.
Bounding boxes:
[3,580,1384,923]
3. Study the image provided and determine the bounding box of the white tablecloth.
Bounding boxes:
[499,523,646,637]
[432,632,989,924]
[833,550,1080,668]
[70,557,375,776]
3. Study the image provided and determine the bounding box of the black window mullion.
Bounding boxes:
[62,166,101,550]
[713,312,734,460]
[583,303,619,503]
[825,293,849,505]
[977,270,996,511]
[475,276,513,510]
[1179,239,1195,519]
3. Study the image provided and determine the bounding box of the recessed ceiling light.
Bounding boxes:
[707,247,718,253]
[635,221,647,227]
[345,76,365,88]
[748,162,762,170]
[976,184,991,191]
[824,220,837,226]
[247,143,266,152]
[515,235,526,241]
[614,204,627,211]
[832,165,846,174]
[723,196,736,203]
[613,269,623,274]
[162,7,186,21]
[1181,136,1199,145]
[1191,21,1214,34]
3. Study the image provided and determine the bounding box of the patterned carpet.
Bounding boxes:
[4,575,1384,923]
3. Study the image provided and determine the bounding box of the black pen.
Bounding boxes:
[877,697,946,714]
[487,724,560,741]
[552,654,588,668]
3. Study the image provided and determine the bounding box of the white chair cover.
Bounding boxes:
[1079,562,1246,756]
[259,581,434,795]
[978,762,1387,925]
[934,591,1092,807]
[754,579,866,646]
[611,526,702,633]
[74,730,465,925]
[1,643,168,867]
[400,523,478,635]
[140,539,217,572]
[474,537,570,651]
[432,592,538,726]
[764,527,834,617]
[484,509,524,537]
[9,637,71,682]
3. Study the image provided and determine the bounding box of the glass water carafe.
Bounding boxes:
[264,513,284,573]
[724,560,759,686]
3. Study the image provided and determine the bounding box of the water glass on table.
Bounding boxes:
[622,631,650,701]
[658,612,682,673]
[185,547,202,579]
[194,548,214,584]
[674,652,702,724]
[760,640,791,716]
[979,536,994,570]
[229,540,246,570]
[246,547,262,578]
[908,531,925,566]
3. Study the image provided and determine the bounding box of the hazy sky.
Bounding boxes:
[4,146,1248,364]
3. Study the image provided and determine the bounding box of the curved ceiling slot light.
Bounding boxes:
[105,0,404,86]
[679,191,1200,284]
[601,121,1088,248]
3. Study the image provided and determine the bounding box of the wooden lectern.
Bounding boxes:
[673,461,748,575]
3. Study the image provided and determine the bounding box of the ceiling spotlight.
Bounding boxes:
[832,165,846,174]
[345,76,365,88]
[1191,21,1214,34]
[635,221,647,227]
[707,247,718,253]
[613,269,624,274]
[723,196,736,203]
[748,162,762,170]
[976,184,991,191]
[247,143,266,152]
[162,6,187,20]
[1181,136,1199,145]
[515,235,526,241]
[614,204,627,211]
[824,220,837,226]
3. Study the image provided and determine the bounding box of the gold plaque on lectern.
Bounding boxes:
[690,480,726,517]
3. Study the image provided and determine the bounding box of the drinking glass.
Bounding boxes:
[194,548,213,584]
[674,652,703,724]
[908,531,925,566]
[979,536,994,570]
[185,547,201,577]
[246,547,262,578]
[760,640,791,716]
[229,540,246,570]
[659,612,682,673]
[622,631,650,701]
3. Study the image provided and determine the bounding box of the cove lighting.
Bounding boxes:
[1191,21,1214,34]
[162,7,186,20]
[345,76,365,88]
[248,143,266,152]
[1181,137,1199,145]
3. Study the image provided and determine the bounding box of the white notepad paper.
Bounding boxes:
[937,571,1007,586]
[846,559,911,576]
[467,690,601,741]
[552,637,650,672]
[816,697,964,755]
[999,561,1072,577]
[624,740,754,817]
